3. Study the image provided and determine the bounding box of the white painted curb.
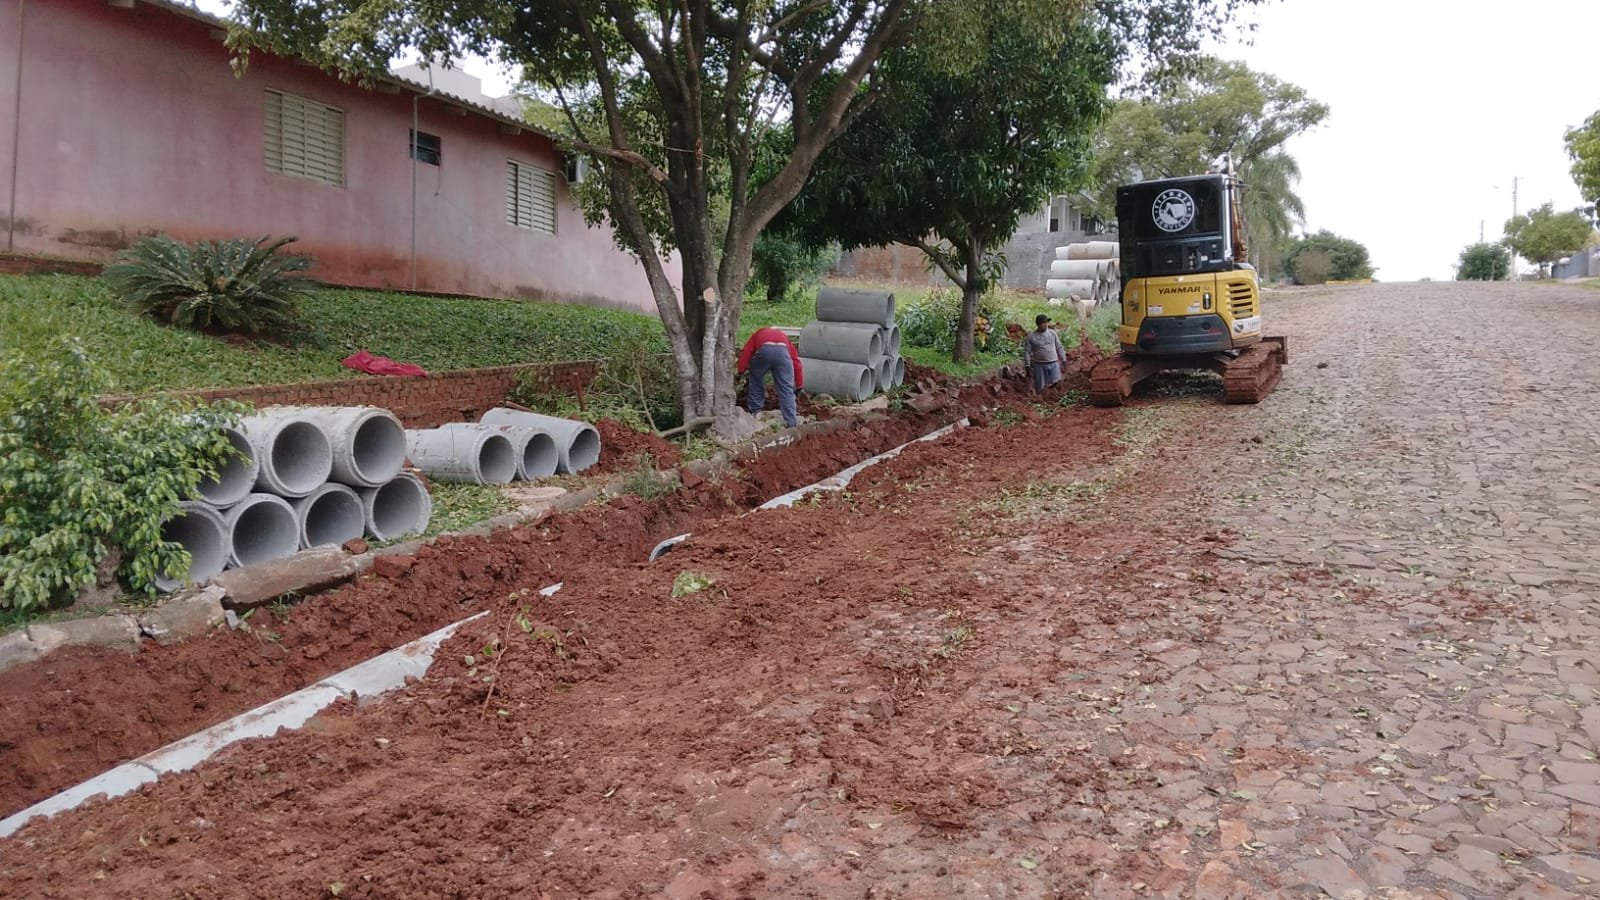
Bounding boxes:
[0,583,563,840]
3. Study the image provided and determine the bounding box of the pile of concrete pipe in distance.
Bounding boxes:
[1046,241,1120,311]
[402,408,600,486]
[155,405,432,593]
[796,286,905,403]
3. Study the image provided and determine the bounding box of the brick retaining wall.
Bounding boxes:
[108,361,601,428]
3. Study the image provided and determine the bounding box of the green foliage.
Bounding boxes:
[670,570,715,598]
[0,340,242,612]
[1285,231,1373,284]
[750,232,837,305]
[510,331,681,433]
[898,289,1017,356]
[779,14,1116,362]
[0,274,667,394]
[1456,243,1510,281]
[1566,109,1600,206]
[1088,58,1328,269]
[105,234,313,340]
[1502,203,1596,270]
[620,454,679,500]
[421,483,514,539]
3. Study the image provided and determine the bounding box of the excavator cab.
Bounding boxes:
[1090,170,1288,406]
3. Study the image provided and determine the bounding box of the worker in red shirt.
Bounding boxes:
[736,327,805,428]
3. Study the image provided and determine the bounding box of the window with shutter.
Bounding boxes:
[264,89,346,187]
[505,160,557,234]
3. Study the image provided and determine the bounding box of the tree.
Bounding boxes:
[228,0,1265,423]
[1285,230,1372,284]
[776,16,1115,361]
[1503,203,1596,276]
[1087,58,1327,271]
[1566,109,1600,208]
[1456,242,1509,281]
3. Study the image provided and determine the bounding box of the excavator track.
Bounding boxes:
[1220,339,1287,404]
[1089,355,1138,407]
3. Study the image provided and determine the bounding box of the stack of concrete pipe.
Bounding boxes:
[1046,241,1120,309]
[796,286,904,403]
[400,409,599,487]
[155,405,432,592]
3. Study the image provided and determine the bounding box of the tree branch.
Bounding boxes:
[913,236,968,289]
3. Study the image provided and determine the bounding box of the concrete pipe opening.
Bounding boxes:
[242,411,334,497]
[224,493,300,568]
[566,426,601,473]
[479,410,602,474]
[478,434,518,484]
[299,407,407,488]
[195,426,258,508]
[154,502,229,592]
[874,357,893,393]
[406,425,519,484]
[291,483,366,549]
[892,357,907,388]
[360,473,432,541]
[521,430,561,479]
[881,325,902,357]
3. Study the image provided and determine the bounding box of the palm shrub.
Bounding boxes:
[0,339,244,612]
[105,234,314,339]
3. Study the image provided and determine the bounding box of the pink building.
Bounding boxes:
[0,0,677,314]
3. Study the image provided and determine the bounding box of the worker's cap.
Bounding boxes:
[1035,314,1050,325]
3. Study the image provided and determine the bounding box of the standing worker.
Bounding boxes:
[1021,314,1068,393]
[737,326,805,428]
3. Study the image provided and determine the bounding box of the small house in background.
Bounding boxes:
[0,0,677,314]
[831,192,1113,291]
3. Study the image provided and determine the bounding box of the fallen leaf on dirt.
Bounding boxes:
[1018,858,1039,870]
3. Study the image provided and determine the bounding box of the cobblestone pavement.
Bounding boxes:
[1216,281,1600,591]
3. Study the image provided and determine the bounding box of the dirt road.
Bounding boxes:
[2,281,1597,898]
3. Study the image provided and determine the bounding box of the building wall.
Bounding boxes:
[0,0,677,314]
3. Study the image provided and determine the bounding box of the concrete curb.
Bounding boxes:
[0,581,563,841]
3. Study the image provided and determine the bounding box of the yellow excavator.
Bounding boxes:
[1089,166,1288,406]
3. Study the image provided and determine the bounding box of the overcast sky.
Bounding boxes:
[205,0,1598,280]
[1213,0,1599,280]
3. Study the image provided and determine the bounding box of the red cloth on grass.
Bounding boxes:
[736,327,804,389]
[341,350,428,377]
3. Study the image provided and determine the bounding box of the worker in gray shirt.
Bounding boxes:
[1021,314,1068,392]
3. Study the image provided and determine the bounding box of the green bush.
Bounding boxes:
[750,232,837,304]
[896,288,1018,355]
[0,340,242,612]
[105,234,314,339]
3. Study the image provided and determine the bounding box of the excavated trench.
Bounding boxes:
[0,389,1028,817]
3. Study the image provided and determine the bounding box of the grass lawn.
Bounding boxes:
[0,274,669,394]
[1,272,1118,394]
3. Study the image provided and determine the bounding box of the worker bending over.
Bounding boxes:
[737,326,805,428]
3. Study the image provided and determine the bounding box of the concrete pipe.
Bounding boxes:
[874,356,893,393]
[479,409,602,474]
[815,286,896,328]
[1049,259,1107,280]
[798,321,884,366]
[1065,241,1119,260]
[358,472,433,541]
[880,324,902,357]
[892,356,906,388]
[154,501,229,592]
[193,425,259,508]
[299,407,407,488]
[482,424,561,479]
[290,482,366,549]
[405,425,518,484]
[798,357,874,403]
[240,409,334,498]
[223,492,300,568]
[1046,278,1098,300]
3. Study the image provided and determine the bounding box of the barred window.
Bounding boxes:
[505,160,557,233]
[264,89,345,186]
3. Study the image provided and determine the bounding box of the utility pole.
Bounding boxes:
[1507,175,1520,280]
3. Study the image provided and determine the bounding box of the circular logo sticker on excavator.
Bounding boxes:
[1152,188,1196,232]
